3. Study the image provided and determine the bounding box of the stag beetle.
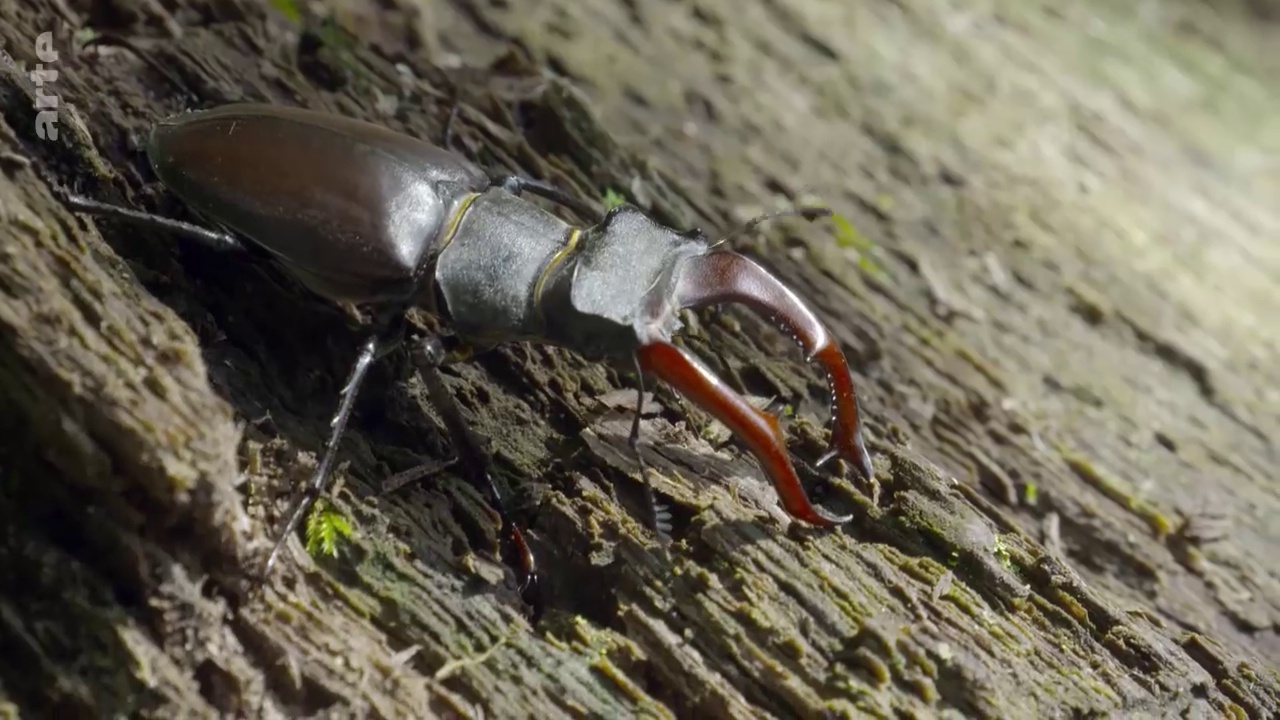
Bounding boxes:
[64,103,875,616]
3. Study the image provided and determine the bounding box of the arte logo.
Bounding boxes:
[32,32,60,141]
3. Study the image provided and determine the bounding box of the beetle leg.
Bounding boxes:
[264,331,389,576]
[379,457,458,496]
[672,251,875,483]
[63,193,245,252]
[80,33,198,103]
[412,335,543,621]
[64,193,245,252]
[441,90,462,150]
[496,175,601,223]
[636,339,852,527]
[629,355,673,544]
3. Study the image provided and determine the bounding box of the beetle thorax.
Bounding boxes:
[433,197,708,360]
[539,206,709,359]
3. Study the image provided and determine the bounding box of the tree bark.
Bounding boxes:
[0,0,1277,717]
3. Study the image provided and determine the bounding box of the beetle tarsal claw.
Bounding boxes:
[636,339,852,527]
[673,251,875,485]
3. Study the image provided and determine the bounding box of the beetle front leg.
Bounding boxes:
[440,90,462,150]
[629,355,673,544]
[496,175,601,223]
[411,335,543,620]
[437,97,581,229]
[264,328,395,576]
[636,339,852,527]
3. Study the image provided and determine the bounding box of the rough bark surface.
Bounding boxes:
[0,0,1277,717]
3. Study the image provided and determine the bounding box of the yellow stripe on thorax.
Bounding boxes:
[435,193,480,254]
[533,228,582,313]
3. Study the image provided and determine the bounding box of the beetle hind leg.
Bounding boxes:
[62,193,245,252]
[411,335,544,620]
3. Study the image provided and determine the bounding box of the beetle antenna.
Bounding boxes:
[710,206,833,249]
[82,33,200,105]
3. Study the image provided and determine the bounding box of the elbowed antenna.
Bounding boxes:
[671,250,874,483]
[710,206,834,249]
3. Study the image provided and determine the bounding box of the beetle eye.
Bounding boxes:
[681,227,708,241]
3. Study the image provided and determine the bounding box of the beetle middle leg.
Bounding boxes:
[410,334,544,619]
[264,326,400,576]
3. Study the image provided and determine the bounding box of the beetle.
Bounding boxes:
[63,102,875,616]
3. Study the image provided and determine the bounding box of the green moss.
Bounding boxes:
[903,317,941,349]
[945,586,983,620]
[1058,446,1172,539]
[897,642,938,679]
[72,27,101,47]
[1065,283,1110,325]
[905,673,938,704]
[734,602,776,632]
[1052,589,1093,630]
[896,557,949,586]
[590,655,656,708]
[993,535,1014,572]
[954,344,1008,391]
[779,635,807,661]
[831,213,888,281]
[850,648,891,687]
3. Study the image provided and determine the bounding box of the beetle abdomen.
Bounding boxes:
[148,103,490,304]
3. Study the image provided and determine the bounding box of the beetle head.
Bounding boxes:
[631,208,874,527]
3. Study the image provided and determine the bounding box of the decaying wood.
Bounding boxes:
[1,0,1277,717]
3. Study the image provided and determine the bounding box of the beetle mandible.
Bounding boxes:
[64,103,875,614]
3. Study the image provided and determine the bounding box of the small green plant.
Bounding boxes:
[602,189,627,210]
[73,27,101,48]
[1023,482,1039,506]
[305,497,353,558]
[993,534,1014,571]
